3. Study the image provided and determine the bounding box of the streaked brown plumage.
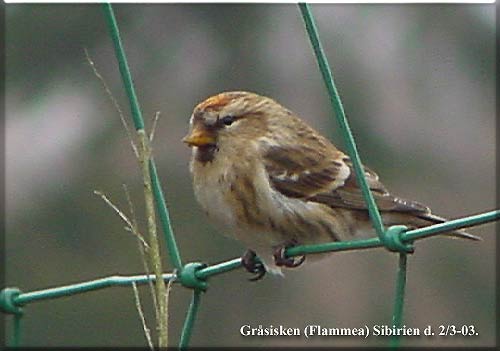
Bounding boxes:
[183,91,479,276]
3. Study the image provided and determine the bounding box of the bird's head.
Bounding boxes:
[183,91,288,150]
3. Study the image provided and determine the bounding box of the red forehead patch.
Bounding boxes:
[196,94,232,111]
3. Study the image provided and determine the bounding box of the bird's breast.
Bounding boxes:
[190,145,347,248]
[190,148,278,243]
[191,155,239,229]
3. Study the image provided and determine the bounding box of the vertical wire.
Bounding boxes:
[390,253,408,347]
[179,289,202,349]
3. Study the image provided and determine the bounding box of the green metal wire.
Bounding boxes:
[5,210,495,307]
[102,3,144,131]
[12,274,175,306]
[2,212,498,346]
[102,3,182,271]
[12,314,22,347]
[297,3,411,339]
[287,209,500,257]
[103,7,178,346]
[196,258,243,280]
[403,210,499,241]
[391,254,408,348]
[150,161,183,270]
[2,4,498,349]
[5,207,496,307]
[298,3,387,245]
[179,289,203,349]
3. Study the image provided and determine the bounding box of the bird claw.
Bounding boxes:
[241,249,266,281]
[273,243,306,268]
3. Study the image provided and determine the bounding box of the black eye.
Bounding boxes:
[221,115,236,126]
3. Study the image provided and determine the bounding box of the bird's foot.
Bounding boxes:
[241,249,266,281]
[272,242,306,268]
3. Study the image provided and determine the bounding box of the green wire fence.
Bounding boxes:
[2,3,498,349]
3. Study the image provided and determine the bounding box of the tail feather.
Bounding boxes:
[416,213,482,241]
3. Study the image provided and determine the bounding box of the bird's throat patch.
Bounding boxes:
[195,145,218,163]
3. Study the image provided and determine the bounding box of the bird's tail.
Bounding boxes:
[415,212,482,241]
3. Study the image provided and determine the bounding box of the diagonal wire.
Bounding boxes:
[298,3,386,243]
[101,3,182,272]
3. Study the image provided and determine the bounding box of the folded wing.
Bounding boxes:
[263,144,429,214]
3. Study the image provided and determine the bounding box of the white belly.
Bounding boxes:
[192,163,238,229]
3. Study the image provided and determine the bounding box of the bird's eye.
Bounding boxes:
[221,115,236,126]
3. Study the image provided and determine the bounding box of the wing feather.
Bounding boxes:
[263,144,428,214]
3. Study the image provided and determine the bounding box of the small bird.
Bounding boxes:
[183,91,480,279]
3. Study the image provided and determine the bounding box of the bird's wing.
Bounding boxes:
[263,144,428,213]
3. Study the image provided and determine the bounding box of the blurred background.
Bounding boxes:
[4,3,495,347]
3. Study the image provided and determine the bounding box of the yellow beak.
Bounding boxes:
[182,128,216,147]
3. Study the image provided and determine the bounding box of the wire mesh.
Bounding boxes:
[2,3,498,349]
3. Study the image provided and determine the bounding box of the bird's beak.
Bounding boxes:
[182,127,216,147]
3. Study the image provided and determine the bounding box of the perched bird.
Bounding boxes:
[183,91,480,279]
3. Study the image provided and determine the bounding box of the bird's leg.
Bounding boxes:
[241,249,266,281]
[272,241,306,268]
